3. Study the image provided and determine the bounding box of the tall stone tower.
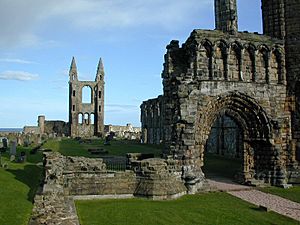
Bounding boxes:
[261,0,285,39]
[284,0,300,160]
[68,57,105,137]
[215,0,238,33]
[262,0,300,160]
[38,115,45,134]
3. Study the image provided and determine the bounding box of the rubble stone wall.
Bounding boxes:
[140,95,164,144]
[30,152,187,224]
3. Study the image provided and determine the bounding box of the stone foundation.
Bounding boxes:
[30,152,191,224]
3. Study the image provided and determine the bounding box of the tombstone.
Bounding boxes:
[3,138,8,148]
[10,140,17,155]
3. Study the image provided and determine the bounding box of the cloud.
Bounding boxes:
[0,0,212,48]
[0,58,36,64]
[0,70,39,81]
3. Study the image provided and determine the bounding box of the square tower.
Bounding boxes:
[215,0,238,33]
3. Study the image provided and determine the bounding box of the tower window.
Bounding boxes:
[82,86,92,103]
[99,91,101,98]
[91,113,95,124]
[72,105,75,111]
[73,90,76,97]
[99,105,101,112]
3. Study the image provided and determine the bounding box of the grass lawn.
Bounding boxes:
[259,186,300,203]
[0,146,43,225]
[43,138,163,157]
[75,192,297,225]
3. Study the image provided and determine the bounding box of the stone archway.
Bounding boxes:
[195,92,276,184]
[204,114,243,180]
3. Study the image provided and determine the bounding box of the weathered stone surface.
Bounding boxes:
[69,57,105,137]
[141,0,300,190]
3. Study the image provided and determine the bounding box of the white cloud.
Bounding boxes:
[0,70,39,81]
[0,58,36,64]
[0,0,212,48]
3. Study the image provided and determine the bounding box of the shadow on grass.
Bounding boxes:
[6,164,43,202]
[203,153,242,179]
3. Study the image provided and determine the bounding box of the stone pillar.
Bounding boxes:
[38,115,45,134]
[215,0,238,33]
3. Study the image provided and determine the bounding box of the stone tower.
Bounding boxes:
[38,115,45,134]
[261,0,285,39]
[69,57,105,137]
[262,0,300,160]
[215,0,238,33]
[284,0,300,160]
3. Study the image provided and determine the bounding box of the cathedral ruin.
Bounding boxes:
[68,57,105,137]
[141,0,300,188]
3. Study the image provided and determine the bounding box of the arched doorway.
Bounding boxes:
[204,114,243,180]
[194,92,277,185]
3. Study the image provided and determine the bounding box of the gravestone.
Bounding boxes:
[10,140,17,155]
[3,138,8,148]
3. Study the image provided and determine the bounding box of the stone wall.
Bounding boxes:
[44,120,69,136]
[30,152,187,224]
[140,95,164,144]
[141,0,300,189]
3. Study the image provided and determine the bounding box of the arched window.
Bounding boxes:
[84,113,89,125]
[78,113,83,124]
[82,86,92,103]
[90,113,95,125]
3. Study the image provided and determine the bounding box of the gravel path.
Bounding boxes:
[229,189,300,222]
[207,177,300,222]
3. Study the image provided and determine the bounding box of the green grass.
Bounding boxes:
[0,146,43,225]
[203,153,242,178]
[259,186,300,203]
[75,193,297,225]
[43,138,163,157]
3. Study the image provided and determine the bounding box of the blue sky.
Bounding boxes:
[0,0,262,128]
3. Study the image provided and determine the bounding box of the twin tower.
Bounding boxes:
[68,57,105,137]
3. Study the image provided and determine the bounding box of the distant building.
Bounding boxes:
[104,123,141,140]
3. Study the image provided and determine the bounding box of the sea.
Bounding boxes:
[0,128,23,133]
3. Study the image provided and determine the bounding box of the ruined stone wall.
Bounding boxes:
[160,30,291,185]
[30,152,187,224]
[44,120,69,136]
[284,0,300,162]
[139,27,297,186]
[69,58,105,138]
[140,95,164,144]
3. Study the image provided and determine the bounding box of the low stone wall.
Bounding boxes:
[30,152,189,224]
[65,171,137,196]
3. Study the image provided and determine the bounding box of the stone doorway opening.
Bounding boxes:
[203,115,243,181]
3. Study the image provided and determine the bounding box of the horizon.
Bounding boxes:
[0,0,262,128]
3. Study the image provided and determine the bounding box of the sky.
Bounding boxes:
[0,0,262,128]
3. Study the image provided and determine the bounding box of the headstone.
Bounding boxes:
[3,138,8,148]
[10,155,15,162]
[10,140,17,155]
